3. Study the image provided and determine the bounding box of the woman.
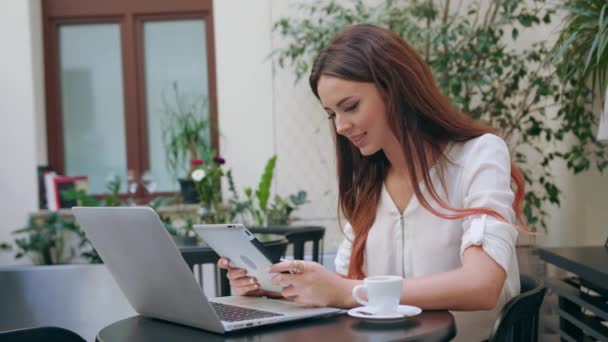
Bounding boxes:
[219,24,524,341]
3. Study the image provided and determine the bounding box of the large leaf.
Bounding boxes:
[256,155,277,213]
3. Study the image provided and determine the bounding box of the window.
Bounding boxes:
[43,0,218,198]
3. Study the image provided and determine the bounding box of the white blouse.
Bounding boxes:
[335,133,520,342]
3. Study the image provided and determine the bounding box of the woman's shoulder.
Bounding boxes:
[449,133,510,163]
[463,133,508,151]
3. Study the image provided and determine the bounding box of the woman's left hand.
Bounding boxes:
[268,260,348,307]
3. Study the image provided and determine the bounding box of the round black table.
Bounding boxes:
[97,310,456,342]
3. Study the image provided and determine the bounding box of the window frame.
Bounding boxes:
[42,0,219,199]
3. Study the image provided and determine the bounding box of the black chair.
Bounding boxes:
[249,226,326,263]
[0,326,86,342]
[180,239,289,297]
[489,274,547,342]
[0,265,135,341]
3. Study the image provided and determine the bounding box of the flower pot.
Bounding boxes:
[178,178,199,204]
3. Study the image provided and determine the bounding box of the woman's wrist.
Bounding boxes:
[334,277,362,308]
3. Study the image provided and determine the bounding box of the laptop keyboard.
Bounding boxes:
[211,302,284,322]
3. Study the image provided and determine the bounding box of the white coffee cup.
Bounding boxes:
[352,275,402,315]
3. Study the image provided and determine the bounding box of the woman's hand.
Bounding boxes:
[268,260,353,308]
[217,258,282,298]
[217,257,264,296]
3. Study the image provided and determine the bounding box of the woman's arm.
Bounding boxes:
[400,245,505,310]
[336,246,505,310]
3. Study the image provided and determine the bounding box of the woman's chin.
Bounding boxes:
[358,145,379,156]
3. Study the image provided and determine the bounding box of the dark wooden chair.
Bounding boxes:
[489,274,547,342]
[0,326,86,342]
[249,226,326,263]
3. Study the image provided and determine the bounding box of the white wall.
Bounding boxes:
[214,0,344,250]
[0,0,45,265]
[213,0,276,190]
[270,0,342,248]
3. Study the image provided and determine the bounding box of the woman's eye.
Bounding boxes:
[327,113,335,120]
[344,102,359,112]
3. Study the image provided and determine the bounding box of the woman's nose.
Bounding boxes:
[335,115,352,136]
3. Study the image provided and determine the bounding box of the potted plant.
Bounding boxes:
[240,155,308,226]
[0,214,80,265]
[191,154,234,224]
[550,0,608,114]
[161,82,214,203]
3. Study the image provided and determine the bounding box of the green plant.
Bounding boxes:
[190,154,241,224]
[161,215,198,239]
[62,174,129,207]
[272,0,607,232]
[192,155,225,208]
[226,169,251,221]
[548,0,608,176]
[267,191,309,225]
[161,82,213,180]
[1,175,182,264]
[241,155,308,226]
[1,214,79,265]
[550,0,608,102]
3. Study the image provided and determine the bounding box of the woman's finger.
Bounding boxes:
[233,276,258,288]
[217,257,232,270]
[262,290,284,298]
[280,284,297,298]
[226,268,247,281]
[271,273,298,286]
[236,283,260,295]
[268,259,311,274]
[244,289,266,297]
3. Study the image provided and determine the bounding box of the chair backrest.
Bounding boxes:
[249,226,326,262]
[0,326,86,342]
[260,239,289,262]
[489,274,547,342]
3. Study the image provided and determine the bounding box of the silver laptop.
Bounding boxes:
[72,206,342,333]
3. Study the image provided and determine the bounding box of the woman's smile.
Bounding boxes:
[349,132,367,147]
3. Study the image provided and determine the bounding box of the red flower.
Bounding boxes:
[213,156,226,165]
[191,159,204,165]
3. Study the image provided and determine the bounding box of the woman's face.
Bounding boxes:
[317,75,392,156]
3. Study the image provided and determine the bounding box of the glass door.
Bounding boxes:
[58,23,128,194]
[141,19,211,192]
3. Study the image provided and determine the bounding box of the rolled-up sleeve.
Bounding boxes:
[334,222,354,276]
[460,134,518,272]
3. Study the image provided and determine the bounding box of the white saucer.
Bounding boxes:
[347,305,422,323]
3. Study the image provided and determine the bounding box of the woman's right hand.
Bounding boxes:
[217,257,264,296]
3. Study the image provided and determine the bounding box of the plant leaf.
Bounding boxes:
[256,155,277,213]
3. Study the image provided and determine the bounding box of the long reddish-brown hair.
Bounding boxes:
[309,24,525,279]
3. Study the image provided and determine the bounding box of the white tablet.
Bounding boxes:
[193,224,283,293]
